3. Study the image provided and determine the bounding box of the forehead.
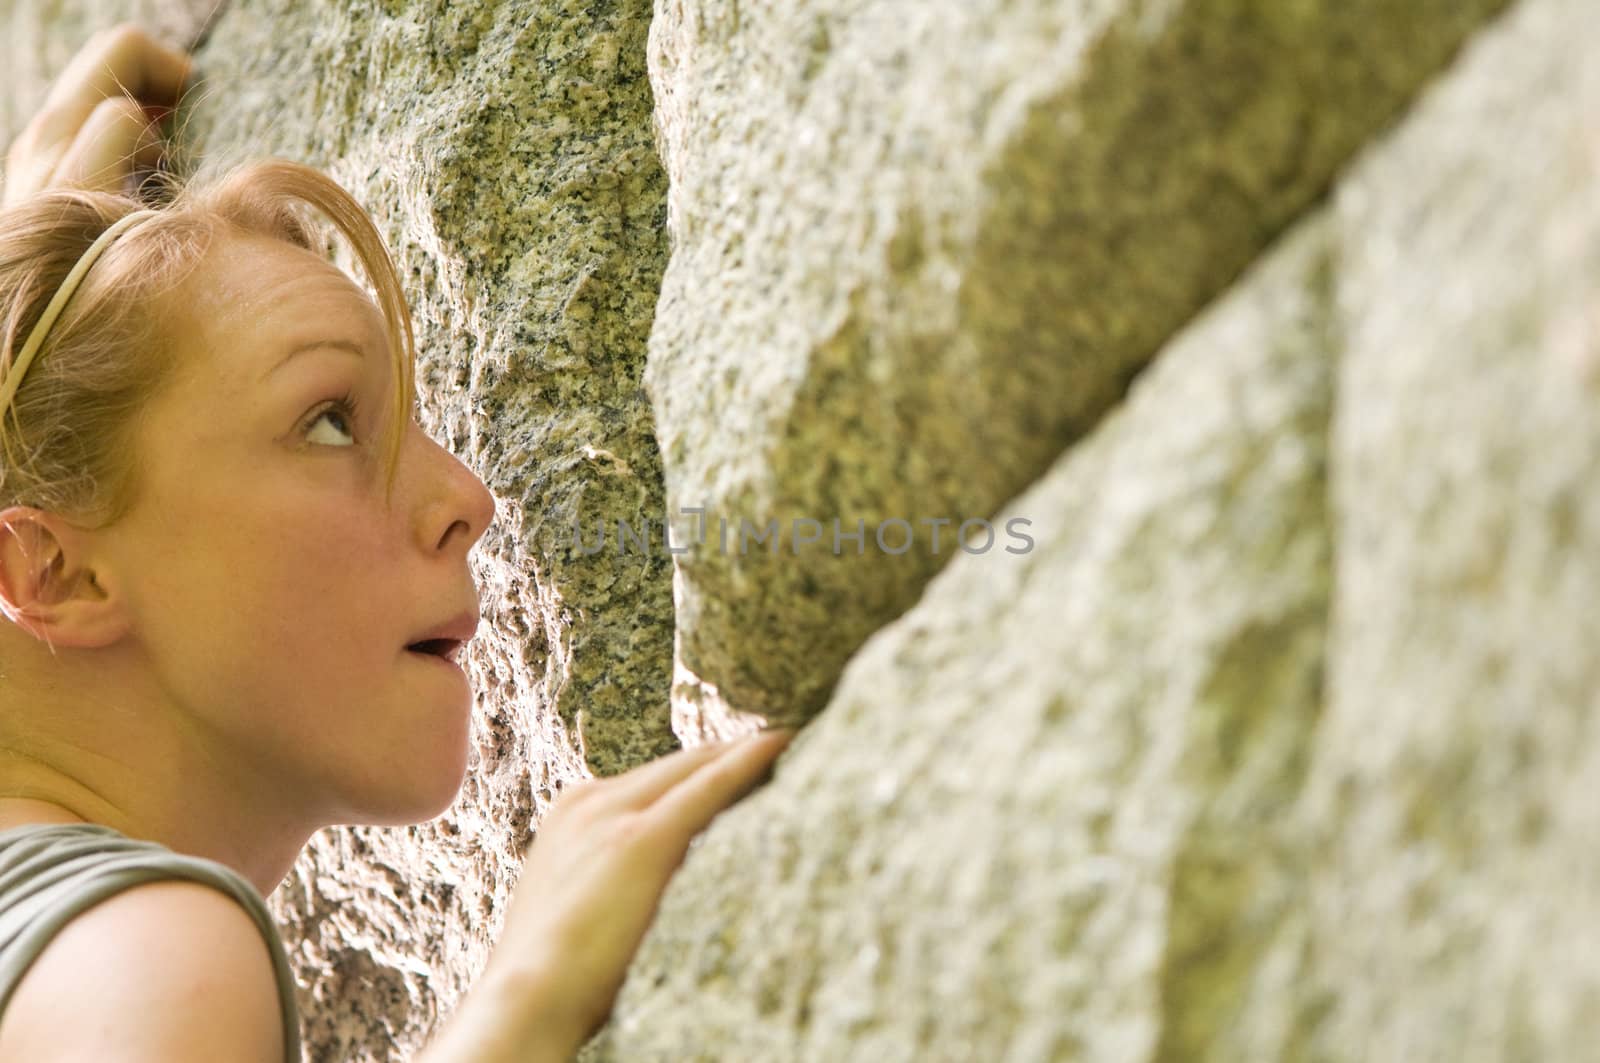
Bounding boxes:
[175,229,388,380]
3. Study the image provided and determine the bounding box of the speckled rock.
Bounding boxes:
[585,0,1600,1056]
[585,192,1338,1063]
[646,0,1517,733]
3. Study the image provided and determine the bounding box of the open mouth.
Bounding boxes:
[405,638,462,663]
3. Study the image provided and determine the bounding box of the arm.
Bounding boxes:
[411,967,578,1063]
[0,880,284,1063]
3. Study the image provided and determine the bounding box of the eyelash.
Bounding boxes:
[305,390,361,443]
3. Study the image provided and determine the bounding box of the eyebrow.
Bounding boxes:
[261,338,367,382]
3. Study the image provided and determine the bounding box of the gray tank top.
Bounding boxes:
[0,822,301,1062]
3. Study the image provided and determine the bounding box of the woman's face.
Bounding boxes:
[106,226,497,826]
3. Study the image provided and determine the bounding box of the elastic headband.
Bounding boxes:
[0,208,161,425]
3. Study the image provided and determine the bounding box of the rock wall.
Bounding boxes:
[588,0,1600,1057]
[6,0,1596,1059]
[645,0,1515,737]
[586,205,1338,1061]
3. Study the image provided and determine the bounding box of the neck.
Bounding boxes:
[0,669,321,890]
[0,757,313,896]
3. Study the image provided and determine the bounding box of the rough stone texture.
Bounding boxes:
[586,0,1600,1056]
[586,197,1337,1063]
[7,2,680,1059]
[646,0,1517,734]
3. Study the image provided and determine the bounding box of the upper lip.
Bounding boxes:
[405,609,480,654]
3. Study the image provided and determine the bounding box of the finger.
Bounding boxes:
[643,730,792,839]
[588,739,744,811]
[35,25,192,147]
[46,96,155,196]
[48,24,194,106]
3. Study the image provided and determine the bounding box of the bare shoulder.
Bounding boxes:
[0,879,285,1063]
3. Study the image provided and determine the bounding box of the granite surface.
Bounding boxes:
[1300,0,1600,1052]
[586,187,1337,1063]
[585,0,1600,1055]
[645,0,1516,734]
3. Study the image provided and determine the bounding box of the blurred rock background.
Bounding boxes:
[5,0,1596,1059]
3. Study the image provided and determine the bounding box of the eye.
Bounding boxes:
[303,390,361,447]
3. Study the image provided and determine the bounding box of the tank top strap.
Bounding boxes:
[0,822,301,1062]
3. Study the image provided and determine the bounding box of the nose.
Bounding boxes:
[409,420,498,557]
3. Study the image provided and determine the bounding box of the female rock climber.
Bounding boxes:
[0,22,789,1063]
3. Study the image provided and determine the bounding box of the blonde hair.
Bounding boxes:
[0,156,416,534]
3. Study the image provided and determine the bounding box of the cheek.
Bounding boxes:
[163,513,379,686]
[266,552,422,718]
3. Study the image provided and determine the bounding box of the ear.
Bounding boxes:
[0,506,130,650]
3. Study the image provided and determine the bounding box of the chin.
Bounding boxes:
[340,744,472,827]
[399,757,472,824]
